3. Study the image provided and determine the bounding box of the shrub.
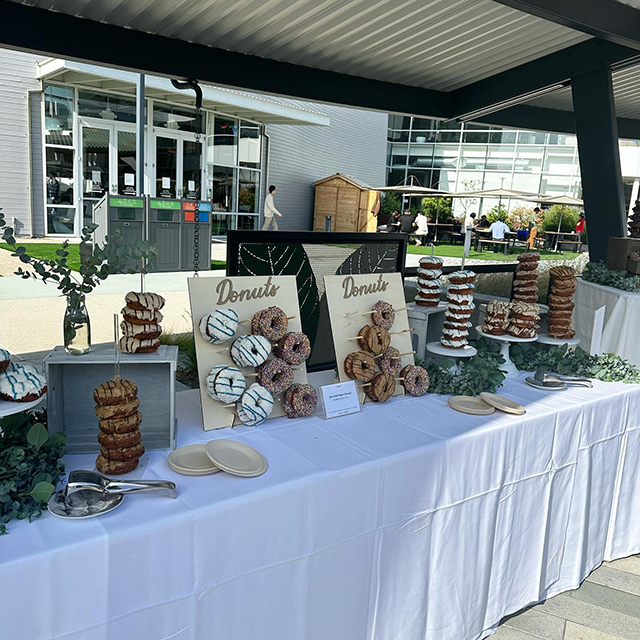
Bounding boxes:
[486,203,509,223]
[542,205,580,233]
[380,192,402,217]
[421,196,453,223]
[507,205,536,230]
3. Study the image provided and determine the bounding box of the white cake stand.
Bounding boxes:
[536,334,581,347]
[475,327,538,379]
[0,393,46,419]
[426,341,477,375]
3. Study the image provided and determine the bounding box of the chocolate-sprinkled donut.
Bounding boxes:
[400,365,430,397]
[276,332,311,365]
[371,300,395,330]
[283,383,318,418]
[379,347,402,375]
[251,306,289,341]
[256,358,294,394]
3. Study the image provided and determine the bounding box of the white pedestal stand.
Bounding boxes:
[0,394,46,419]
[426,341,477,375]
[475,327,538,379]
[536,334,581,348]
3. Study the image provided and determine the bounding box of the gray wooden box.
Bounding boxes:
[45,344,178,454]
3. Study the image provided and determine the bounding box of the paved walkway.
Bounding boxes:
[494,556,640,640]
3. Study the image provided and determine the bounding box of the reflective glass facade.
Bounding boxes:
[387,116,583,215]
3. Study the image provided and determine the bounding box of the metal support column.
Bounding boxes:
[571,66,626,261]
[136,74,145,197]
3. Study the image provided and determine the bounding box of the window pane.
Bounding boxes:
[47,206,75,235]
[183,140,202,200]
[209,166,236,212]
[387,168,406,186]
[237,215,259,230]
[540,174,572,194]
[44,85,73,146]
[207,116,238,166]
[511,173,541,193]
[439,131,461,143]
[156,136,177,198]
[388,115,411,129]
[412,117,437,130]
[517,130,547,144]
[460,145,487,170]
[543,146,575,175]
[78,91,136,123]
[411,131,437,143]
[408,147,433,167]
[117,130,137,196]
[387,130,409,142]
[482,173,511,190]
[514,146,544,172]
[489,130,517,144]
[486,145,515,171]
[432,145,458,169]
[431,168,455,190]
[82,126,109,199]
[239,122,261,168]
[238,169,259,213]
[462,130,489,143]
[153,104,202,133]
[46,147,74,205]
[438,120,461,130]
[405,169,430,187]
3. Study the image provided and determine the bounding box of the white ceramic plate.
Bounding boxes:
[0,393,46,419]
[525,376,566,391]
[479,392,526,415]
[205,439,268,478]
[448,395,496,416]
[168,444,221,476]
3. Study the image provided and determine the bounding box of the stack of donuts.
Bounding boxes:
[440,270,476,349]
[547,266,577,339]
[120,292,165,353]
[629,199,640,238]
[508,300,540,338]
[344,300,429,400]
[415,256,444,307]
[199,305,316,424]
[512,253,540,304]
[94,378,144,475]
[481,300,512,336]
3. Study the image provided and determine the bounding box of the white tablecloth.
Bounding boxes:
[2,373,640,640]
[575,278,640,366]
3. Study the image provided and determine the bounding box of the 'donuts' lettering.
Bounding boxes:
[216,276,280,305]
[342,274,389,299]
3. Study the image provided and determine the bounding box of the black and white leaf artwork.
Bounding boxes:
[335,243,400,275]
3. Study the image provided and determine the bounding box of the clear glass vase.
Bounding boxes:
[63,295,91,355]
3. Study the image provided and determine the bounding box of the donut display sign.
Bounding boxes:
[324,273,419,402]
[188,275,310,431]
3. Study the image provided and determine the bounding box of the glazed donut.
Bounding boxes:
[124,291,165,311]
[283,383,318,418]
[400,365,430,396]
[251,306,289,341]
[230,335,272,367]
[379,347,402,375]
[205,365,246,403]
[119,336,160,354]
[96,455,139,475]
[366,373,396,402]
[121,320,162,340]
[357,325,391,355]
[344,351,376,382]
[98,429,141,449]
[0,363,47,402]
[94,397,140,420]
[100,442,145,461]
[256,358,294,394]
[371,300,395,330]
[99,411,142,434]
[199,309,239,344]
[237,383,274,426]
[0,347,10,374]
[121,306,163,325]
[276,332,311,365]
[94,378,138,406]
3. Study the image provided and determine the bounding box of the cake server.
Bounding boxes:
[66,470,177,498]
[534,370,593,387]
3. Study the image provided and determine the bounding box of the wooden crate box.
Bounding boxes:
[45,344,178,454]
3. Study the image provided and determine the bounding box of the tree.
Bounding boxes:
[486,203,509,223]
[379,192,402,217]
[421,197,453,223]
[542,205,581,233]
[507,205,536,231]
[457,179,480,218]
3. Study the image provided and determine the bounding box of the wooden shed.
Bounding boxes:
[313,173,380,232]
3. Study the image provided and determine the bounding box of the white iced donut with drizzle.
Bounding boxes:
[205,365,246,403]
[0,362,47,401]
[230,335,271,368]
[237,383,274,426]
[417,268,442,279]
[199,309,239,344]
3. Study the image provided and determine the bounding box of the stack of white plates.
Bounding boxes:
[168,444,221,476]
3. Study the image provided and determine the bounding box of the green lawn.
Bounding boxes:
[0,243,82,271]
[407,243,581,262]
[211,259,226,270]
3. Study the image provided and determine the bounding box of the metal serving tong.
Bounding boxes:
[534,370,593,388]
[66,470,177,499]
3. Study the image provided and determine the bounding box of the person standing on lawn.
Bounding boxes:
[263,185,282,230]
[575,212,586,242]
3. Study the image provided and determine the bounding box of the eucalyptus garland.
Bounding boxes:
[421,338,506,396]
[582,261,640,293]
[509,343,640,384]
[0,410,66,535]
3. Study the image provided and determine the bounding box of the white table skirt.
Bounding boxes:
[2,373,640,640]
[575,278,640,366]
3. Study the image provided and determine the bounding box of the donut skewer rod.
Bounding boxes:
[346,328,414,340]
[222,397,282,409]
[358,377,405,388]
[357,307,408,316]
[245,368,302,377]
[238,315,296,324]
[373,350,415,359]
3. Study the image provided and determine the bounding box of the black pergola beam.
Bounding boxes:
[0,0,450,118]
[449,39,639,120]
[493,0,640,50]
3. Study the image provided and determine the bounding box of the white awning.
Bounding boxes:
[37,58,330,126]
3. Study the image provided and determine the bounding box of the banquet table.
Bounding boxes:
[574,278,640,366]
[2,372,640,640]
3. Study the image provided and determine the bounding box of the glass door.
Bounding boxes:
[82,124,112,230]
[182,139,202,200]
[116,130,137,196]
[155,135,178,198]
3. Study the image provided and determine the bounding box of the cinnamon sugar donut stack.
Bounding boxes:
[441,270,476,349]
[547,265,577,339]
[481,300,512,336]
[94,378,145,475]
[508,301,540,339]
[120,291,165,354]
[629,199,640,238]
[512,252,541,304]
[415,256,444,307]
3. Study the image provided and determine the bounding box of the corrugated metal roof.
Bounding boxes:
[526,61,640,120]
[11,0,591,92]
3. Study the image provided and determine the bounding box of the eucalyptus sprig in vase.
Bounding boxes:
[0,216,157,355]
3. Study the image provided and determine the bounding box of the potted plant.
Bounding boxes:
[1,210,157,355]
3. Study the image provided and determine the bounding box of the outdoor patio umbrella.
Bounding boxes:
[523,194,584,235]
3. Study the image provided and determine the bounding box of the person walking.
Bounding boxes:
[575,212,585,244]
[413,210,429,245]
[263,185,282,230]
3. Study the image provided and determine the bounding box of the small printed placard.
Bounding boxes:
[320,380,361,420]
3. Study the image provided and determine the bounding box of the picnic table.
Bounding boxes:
[473,228,519,254]
[543,230,581,251]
